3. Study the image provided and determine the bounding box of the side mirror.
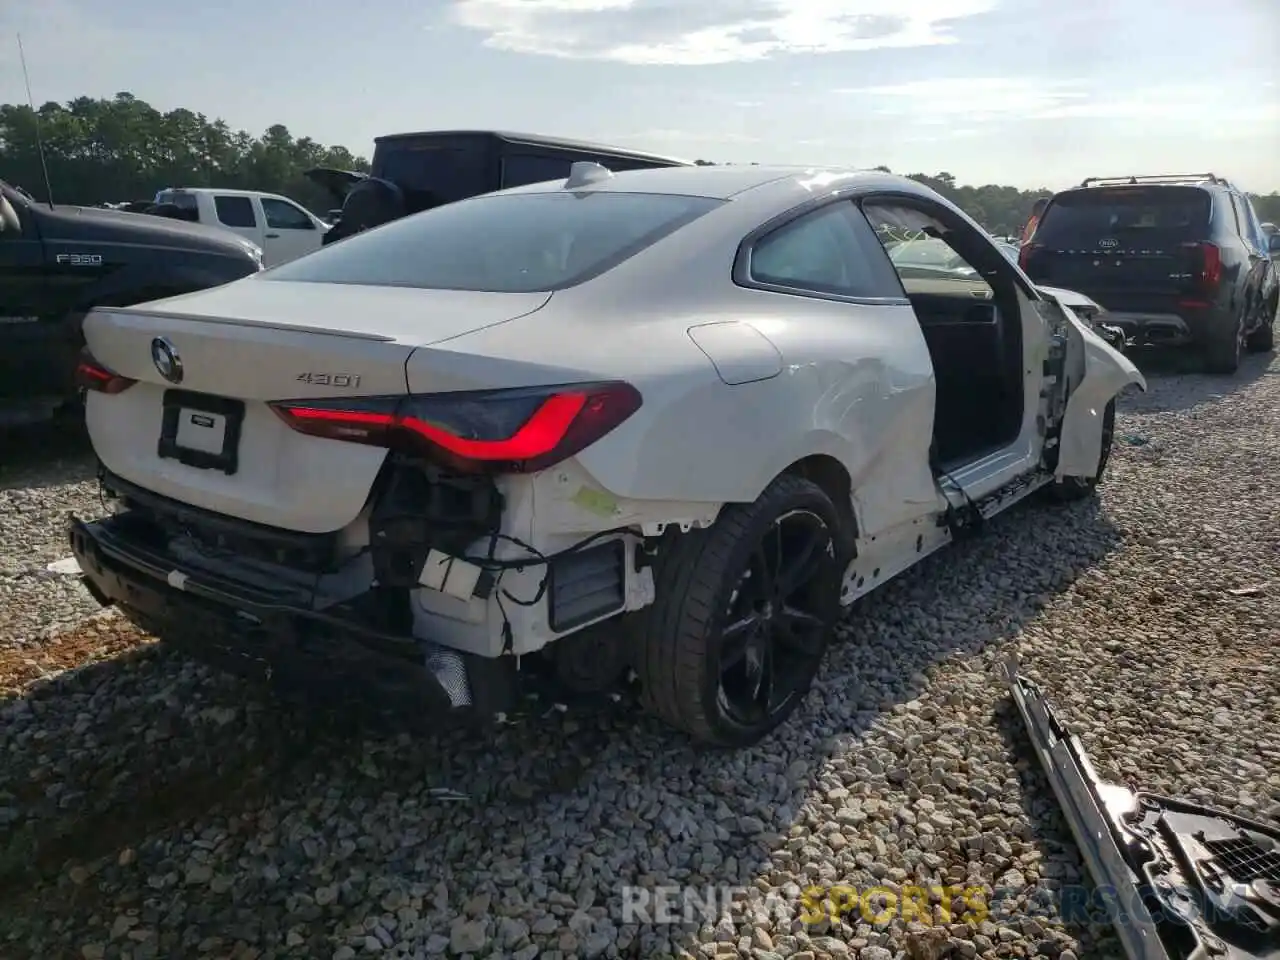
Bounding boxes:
[0,194,18,235]
[1268,234,1280,254]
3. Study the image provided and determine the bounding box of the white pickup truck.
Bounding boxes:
[150,187,330,267]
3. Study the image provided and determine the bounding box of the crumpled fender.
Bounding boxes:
[1056,310,1146,479]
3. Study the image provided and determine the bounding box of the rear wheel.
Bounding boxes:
[1048,399,1116,502]
[634,475,845,747]
[1245,297,1276,353]
[1203,308,1244,374]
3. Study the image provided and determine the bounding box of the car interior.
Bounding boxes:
[862,200,1025,468]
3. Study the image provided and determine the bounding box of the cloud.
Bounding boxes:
[603,128,762,147]
[840,77,1280,126]
[0,0,153,90]
[448,0,997,65]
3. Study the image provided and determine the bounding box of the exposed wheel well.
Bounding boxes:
[783,454,859,543]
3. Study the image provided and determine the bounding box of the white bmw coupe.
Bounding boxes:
[70,163,1144,746]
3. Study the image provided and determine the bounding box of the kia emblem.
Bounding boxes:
[1098,238,1118,249]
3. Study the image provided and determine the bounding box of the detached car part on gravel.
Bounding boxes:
[1006,663,1280,960]
[68,163,1144,747]
[0,179,264,428]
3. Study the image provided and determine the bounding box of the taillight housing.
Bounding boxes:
[75,349,137,394]
[1177,241,1223,307]
[1018,242,1041,271]
[1196,241,1222,289]
[270,382,643,474]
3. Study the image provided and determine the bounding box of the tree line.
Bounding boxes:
[0,93,369,215]
[2,92,1278,233]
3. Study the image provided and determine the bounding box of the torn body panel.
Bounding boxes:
[1055,308,1146,479]
[1006,662,1280,960]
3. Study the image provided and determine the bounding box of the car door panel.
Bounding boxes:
[260,197,322,266]
[207,194,263,251]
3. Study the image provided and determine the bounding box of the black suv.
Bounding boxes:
[305,129,692,244]
[0,180,264,427]
[1020,173,1277,374]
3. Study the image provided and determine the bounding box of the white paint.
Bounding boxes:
[79,165,1142,664]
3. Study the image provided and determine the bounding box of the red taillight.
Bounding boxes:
[1018,242,1041,271]
[270,382,643,474]
[1177,242,1222,308]
[74,350,137,394]
[1197,241,1222,289]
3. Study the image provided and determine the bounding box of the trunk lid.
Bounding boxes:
[303,167,368,207]
[82,282,552,533]
[1023,186,1214,312]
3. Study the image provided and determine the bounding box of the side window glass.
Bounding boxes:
[1224,194,1243,237]
[261,198,315,230]
[1242,198,1266,251]
[862,200,994,298]
[214,195,257,228]
[747,202,903,298]
[502,154,574,188]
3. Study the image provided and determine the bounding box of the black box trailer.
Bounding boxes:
[305,129,693,243]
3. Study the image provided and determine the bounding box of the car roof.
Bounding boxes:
[159,187,296,200]
[497,164,930,203]
[373,129,693,166]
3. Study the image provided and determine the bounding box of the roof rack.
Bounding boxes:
[1079,173,1231,188]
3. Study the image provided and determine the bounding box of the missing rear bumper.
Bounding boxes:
[69,514,517,717]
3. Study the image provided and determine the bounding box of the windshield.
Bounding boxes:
[263,191,722,292]
[1035,186,1212,243]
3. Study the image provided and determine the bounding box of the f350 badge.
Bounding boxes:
[56,253,104,266]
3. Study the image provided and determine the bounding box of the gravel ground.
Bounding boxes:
[0,422,109,645]
[1,350,1278,960]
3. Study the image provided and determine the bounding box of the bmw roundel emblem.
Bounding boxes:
[151,337,183,384]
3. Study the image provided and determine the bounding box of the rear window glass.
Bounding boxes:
[1035,187,1211,243]
[214,195,257,228]
[154,191,199,212]
[262,191,722,292]
[373,143,484,209]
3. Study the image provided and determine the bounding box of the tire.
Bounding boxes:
[633,474,846,747]
[1203,308,1244,374]
[1245,298,1276,353]
[1048,399,1116,502]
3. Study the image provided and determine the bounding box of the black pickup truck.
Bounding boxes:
[0,180,264,427]
[307,129,692,243]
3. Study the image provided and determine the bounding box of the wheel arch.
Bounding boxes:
[781,453,859,549]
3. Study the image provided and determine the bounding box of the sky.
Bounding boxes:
[1,0,1278,191]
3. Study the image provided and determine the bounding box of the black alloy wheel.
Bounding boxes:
[635,474,847,747]
[717,508,835,729]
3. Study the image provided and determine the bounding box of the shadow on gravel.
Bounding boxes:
[0,418,95,491]
[0,493,1125,957]
[1120,347,1274,414]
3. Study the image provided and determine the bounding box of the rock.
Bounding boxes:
[449,919,488,954]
